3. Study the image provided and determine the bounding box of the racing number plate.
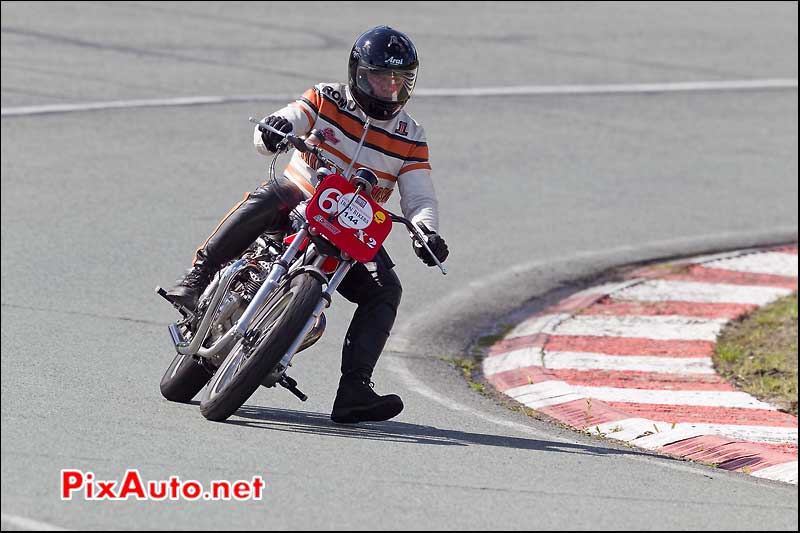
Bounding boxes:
[305,174,392,263]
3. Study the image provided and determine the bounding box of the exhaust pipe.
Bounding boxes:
[174,259,249,356]
[297,312,326,353]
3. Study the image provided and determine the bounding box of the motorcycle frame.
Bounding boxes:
[172,225,353,368]
[175,226,308,357]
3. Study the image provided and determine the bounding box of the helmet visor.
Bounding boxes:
[355,64,417,104]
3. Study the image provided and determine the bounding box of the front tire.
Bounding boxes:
[199,272,323,421]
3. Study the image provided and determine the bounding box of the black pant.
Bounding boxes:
[195,176,402,380]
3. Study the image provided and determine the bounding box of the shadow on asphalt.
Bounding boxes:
[204,403,657,458]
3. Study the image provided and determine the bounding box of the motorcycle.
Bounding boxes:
[156,118,446,422]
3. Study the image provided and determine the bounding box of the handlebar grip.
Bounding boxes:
[288,135,308,153]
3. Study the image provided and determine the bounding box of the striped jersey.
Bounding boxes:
[254,82,439,231]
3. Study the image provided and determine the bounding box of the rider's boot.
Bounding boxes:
[331,372,404,424]
[165,256,214,310]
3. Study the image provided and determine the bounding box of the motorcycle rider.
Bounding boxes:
[166,26,448,424]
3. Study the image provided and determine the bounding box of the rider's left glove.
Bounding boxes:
[259,116,293,152]
[413,222,449,267]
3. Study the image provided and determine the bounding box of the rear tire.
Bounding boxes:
[160,352,213,403]
[199,273,322,421]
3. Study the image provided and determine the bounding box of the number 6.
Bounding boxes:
[318,188,342,214]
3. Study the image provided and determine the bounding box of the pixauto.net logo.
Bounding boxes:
[61,469,265,501]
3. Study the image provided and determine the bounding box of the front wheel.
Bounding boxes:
[199,272,323,421]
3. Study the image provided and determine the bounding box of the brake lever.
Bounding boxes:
[389,213,447,275]
[250,117,284,136]
[411,225,448,276]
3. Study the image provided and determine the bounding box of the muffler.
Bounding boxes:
[296,312,326,353]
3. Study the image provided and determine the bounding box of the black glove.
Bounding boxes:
[413,222,449,267]
[259,115,293,152]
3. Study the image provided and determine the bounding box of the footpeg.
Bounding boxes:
[279,375,308,402]
[155,286,193,319]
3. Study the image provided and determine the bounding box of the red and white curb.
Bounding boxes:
[482,245,798,484]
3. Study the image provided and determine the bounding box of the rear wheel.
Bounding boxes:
[160,350,213,403]
[199,272,323,421]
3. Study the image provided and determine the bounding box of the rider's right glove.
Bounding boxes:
[413,222,449,267]
[259,115,293,152]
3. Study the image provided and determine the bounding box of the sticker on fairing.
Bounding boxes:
[337,193,373,230]
[312,214,341,235]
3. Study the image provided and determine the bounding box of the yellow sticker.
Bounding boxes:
[374,212,386,224]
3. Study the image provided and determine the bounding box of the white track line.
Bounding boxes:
[612,280,792,306]
[684,424,798,445]
[1,514,68,531]
[483,347,544,376]
[552,314,729,341]
[0,95,292,117]
[504,381,587,409]
[706,252,799,278]
[751,461,799,484]
[505,314,570,339]
[507,381,778,411]
[486,347,718,376]
[595,418,799,445]
[566,385,777,410]
[3,79,797,117]
[543,351,716,375]
[416,79,799,97]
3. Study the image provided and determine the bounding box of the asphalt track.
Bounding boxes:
[1,2,798,530]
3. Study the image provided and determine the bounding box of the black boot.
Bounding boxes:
[331,374,404,424]
[165,261,214,310]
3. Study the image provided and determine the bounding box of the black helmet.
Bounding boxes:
[348,26,419,121]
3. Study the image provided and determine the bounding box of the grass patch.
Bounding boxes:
[442,357,486,394]
[714,292,798,415]
[441,325,515,398]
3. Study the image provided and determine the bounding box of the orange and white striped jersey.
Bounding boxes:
[254,82,439,232]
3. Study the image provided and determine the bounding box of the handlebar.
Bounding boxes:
[249,117,332,168]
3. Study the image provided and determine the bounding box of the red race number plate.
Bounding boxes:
[305,174,392,263]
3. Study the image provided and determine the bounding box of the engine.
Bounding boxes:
[239,268,266,302]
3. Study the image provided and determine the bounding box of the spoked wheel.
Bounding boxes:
[199,272,322,421]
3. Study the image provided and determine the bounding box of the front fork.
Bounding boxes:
[280,258,353,368]
[262,257,354,391]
